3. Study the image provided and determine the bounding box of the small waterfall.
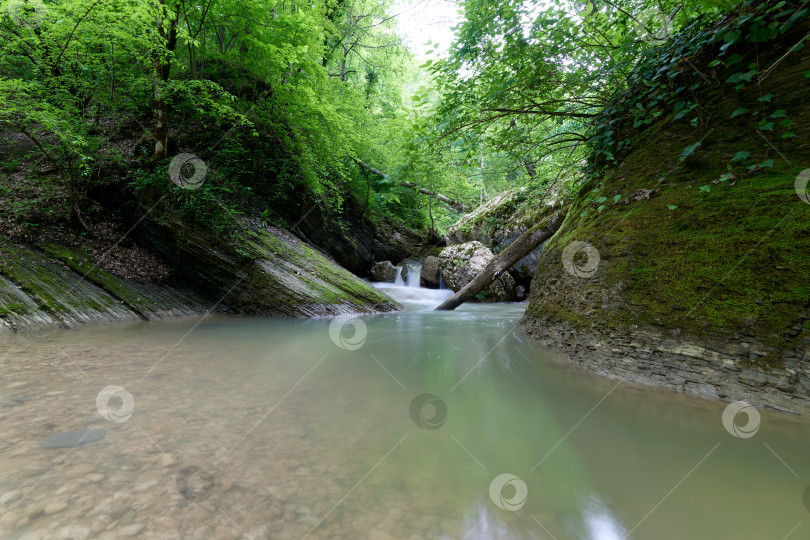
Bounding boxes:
[405,263,422,288]
[389,262,424,288]
[371,261,454,306]
[393,266,406,287]
[438,274,448,290]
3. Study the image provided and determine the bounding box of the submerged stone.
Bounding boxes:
[40,428,107,449]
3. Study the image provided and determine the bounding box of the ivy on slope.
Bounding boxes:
[587,0,809,176]
[546,0,810,345]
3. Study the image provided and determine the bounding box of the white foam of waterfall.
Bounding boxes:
[392,266,406,287]
[374,261,452,308]
[405,263,422,288]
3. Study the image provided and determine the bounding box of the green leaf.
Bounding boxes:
[597,205,605,212]
[580,210,589,217]
[759,122,775,131]
[667,205,678,210]
[805,70,810,78]
[613,194,621,203]
[708,59,721,67]
[730,108,748,118]
[770,109,787,118]
[723,30,741,44]
[781,131,797,139]
[595,196,607,203]
[699,185,711,193]
[731,151,750,162]
[760,159,775,168]
[758,93,773,102]
[680,141,701,160]
[727,53,744,65]
[726,70,756,84]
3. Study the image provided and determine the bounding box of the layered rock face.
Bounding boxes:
[438,242,515,302]
[0,216,400,334]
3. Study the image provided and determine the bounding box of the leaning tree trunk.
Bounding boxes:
[354,159,469,213]
[435,207,568,311]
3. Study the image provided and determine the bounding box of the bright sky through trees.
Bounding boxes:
[394,0,461,57]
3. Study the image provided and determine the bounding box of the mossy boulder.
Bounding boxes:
[439,241,515,302]
[370,261,398,283]
[446,186,567,280]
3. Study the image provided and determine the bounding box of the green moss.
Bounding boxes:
[545,154,809,346]
[0,302,26,316]
[242,227,394,308]
[0,240,71,314]
[0,239,135,317]
[39,243,160,310]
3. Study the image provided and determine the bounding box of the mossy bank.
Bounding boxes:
[521,3,810,413]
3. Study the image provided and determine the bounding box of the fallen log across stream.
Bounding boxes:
[434,207,568,311]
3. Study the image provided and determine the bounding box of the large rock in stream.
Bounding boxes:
[438,242,515,302]
[445,186,567,281]
[420,256,441,288]
[370,261,398,283]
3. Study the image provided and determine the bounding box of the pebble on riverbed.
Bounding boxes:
[39,429,107,449]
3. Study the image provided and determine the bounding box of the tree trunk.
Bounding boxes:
[151,1,179,161]
[434,208,567,311]
[355,159,469,213]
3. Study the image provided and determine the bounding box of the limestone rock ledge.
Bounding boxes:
[522,317,810,414]
[0,217,399,334]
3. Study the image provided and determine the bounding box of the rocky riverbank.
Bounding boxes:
[0,214,400,335]
[522,318,810,414]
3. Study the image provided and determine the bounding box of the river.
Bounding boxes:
[1,284,808,539]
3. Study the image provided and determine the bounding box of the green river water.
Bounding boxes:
[1,285,808,539]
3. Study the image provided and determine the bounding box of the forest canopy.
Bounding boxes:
[0,0,752,234]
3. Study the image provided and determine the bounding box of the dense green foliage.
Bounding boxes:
[1,0,803,239]
[0,0,434,233]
